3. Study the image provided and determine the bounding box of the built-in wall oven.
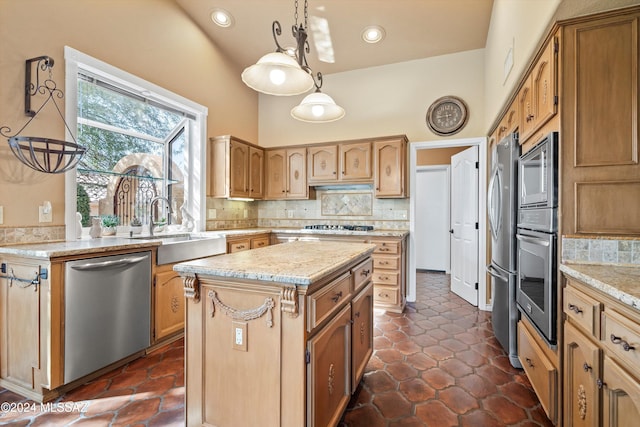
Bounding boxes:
[516,132,558,345]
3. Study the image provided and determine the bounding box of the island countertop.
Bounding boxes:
[173,240,376,286]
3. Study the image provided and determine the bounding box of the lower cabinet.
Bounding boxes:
[226,232,270,253]
[154,264,186,343]
[563,274,640,426]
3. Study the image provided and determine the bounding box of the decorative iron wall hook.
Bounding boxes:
[0,55,86,174]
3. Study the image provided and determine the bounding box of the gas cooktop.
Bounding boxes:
[303,225,374,231]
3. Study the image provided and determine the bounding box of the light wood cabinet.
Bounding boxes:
[209,135,264,199]
[181,249,374,427]
[518,318,558,423]
[265,148,309,199]
[374,136,407,198]
[563,272,640,427]
[519,36,558,144]
[226,232,270,253]
[371,238,406,313]
[561,12,640,235]
[154,264,185,342]
[495,99,519,143]
[307,141,372,184]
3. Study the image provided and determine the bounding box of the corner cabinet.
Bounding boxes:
[208,135,264,199]
[182,252,374,427]
[374,136,407,198]
[265,148,309,199]
[563,274,640,427]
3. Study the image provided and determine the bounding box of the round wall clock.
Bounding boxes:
[426,96,469,136]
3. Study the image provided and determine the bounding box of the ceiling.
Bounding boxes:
[175,0,495,75]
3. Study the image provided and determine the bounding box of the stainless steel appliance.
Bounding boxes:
[487,132,521,368]
[516,132,558,345]
[64,251,152,384]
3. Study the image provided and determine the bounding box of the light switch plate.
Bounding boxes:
[0,206,3,224]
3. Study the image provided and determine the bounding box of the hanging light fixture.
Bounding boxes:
[291,72,344,122]
[241,0,344,123]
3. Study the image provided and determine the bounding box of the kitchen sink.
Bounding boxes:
[130,233,226,265]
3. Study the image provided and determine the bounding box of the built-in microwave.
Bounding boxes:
[518,132,558,210]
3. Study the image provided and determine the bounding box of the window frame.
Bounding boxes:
[64,46,208,239]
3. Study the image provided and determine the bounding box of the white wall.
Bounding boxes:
[258,49,486,147]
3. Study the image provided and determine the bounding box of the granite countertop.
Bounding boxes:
[174,240,376,286]
[560,263,640,311]
[0,237,162,259]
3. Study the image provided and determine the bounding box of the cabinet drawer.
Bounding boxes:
[352,258,373,293]
[372,241,400,255]
[518,321,557,421]
[372,271,399,286]
[251,236,270,249]
[228,239,250,253]
[308,272,352,332]
[602,309,640,373]
[564,283,602,338]
[373,255,399,270]
[373,285,399,305]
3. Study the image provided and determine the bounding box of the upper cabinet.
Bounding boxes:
[265,148,309,200]
[208,135,264,199]
[496,98,520,144]
[308,141,372,184]
[374,136,407,198]
[561,11,640,235]
[519,36,558,144]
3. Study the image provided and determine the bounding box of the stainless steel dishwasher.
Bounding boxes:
[64,251,151,384]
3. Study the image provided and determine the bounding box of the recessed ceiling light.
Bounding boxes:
[211,8,234,28]
[362,25,385,44]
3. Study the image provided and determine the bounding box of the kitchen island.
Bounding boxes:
[174,240,376,427]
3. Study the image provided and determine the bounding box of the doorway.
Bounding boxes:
[415,166,450,272]
[408,137,489,311]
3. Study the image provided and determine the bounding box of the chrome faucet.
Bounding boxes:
[149,196,172,236]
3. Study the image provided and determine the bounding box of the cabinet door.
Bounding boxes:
[229,140,249,198]
[0,260,42,390]
[351,283,373,390]
[374,138,406,198]
[602,355,640,427]
[154,268,185,341]
[341,142,372,181]
[564,322,601,427]
[265,149,287,199]
[518,78,535,142]
[308,145,338,183]
[533,37,557,133]
[287,148,308,199]
[307,304,351,427]
[248,146,264,199]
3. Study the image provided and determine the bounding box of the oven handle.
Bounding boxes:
[516,234,550,247]
[486,264,508,281]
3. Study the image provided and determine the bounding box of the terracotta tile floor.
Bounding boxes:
[0,271,553,426]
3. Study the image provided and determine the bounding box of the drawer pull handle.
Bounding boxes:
[568,304,583,314]
[361,269,370,276]
[379,292,389,298]
[379,248,390,252]
[610,334,635,352]
[331,291,343,303]
[583,363,592,372]
[525,357,534,368]
[381,276,389,280]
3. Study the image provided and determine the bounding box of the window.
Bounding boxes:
[64,47,207,239]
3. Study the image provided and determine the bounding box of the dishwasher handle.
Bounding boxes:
[70,255,149,271]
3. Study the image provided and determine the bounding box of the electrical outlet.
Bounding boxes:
[243,209,248,218]
[0,206,3,225]
[208,209,217,219]
[232,322,247,352]
[39,205,52,223]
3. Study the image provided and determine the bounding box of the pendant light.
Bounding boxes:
[241,0,344,123]
[291,73,344,122]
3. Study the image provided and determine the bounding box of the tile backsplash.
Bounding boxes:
[562,236,640,265]
[0,225,65,245]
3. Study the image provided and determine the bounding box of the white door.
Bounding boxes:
[415,166,450,271]
[450,146,479,305]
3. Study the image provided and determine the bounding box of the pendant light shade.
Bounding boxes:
[291,90,345,123]
[242,51,315,96]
